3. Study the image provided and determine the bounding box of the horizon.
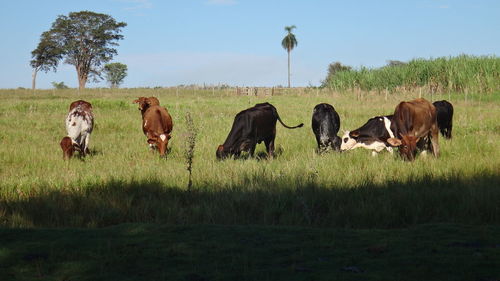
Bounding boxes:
[1,0,499,89]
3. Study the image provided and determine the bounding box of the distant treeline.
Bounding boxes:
[322,55,499,94]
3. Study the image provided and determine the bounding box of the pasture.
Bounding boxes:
[1,88,499,280]
[0,88,498,228]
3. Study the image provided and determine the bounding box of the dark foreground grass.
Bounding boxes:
[1,223,499,281]
[2,173,499,228]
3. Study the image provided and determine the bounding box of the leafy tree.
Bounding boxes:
[51,81,69,89]
[32,11,126,90]
[327,62,352,77]
[386,60,406,67]
[104,62,128,88]
[321,62,352,87]
[30,32,63,90]
[281,25,298,88]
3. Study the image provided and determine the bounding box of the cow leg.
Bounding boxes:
[265,137,275,158]
[429,125,440,158]
[83,134,91,156]
[249,142,257,157]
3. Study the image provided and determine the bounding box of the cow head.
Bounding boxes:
[216,145,228,160]
[331,135,342,151]
[387,134,420,161]
[148,132,171,157]
[340,131,358,151]
[60,136,75,159]
[133,97,160,115]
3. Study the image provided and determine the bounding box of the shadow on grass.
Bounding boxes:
[1,172,499,229]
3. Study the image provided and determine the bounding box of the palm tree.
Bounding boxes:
[281,25,298,88]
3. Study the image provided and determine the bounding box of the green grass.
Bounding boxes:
[0,88,499,228]
[323,55,500,94]
[1,88,499,280]
[1,223,499,281]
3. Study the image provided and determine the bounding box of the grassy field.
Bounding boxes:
[1,88,499,279]
[0,88,498,228]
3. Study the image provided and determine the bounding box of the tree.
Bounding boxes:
[386,60,406,67]
[321,62,352,88]
[30,32,63,90]
[31,11,126,90]
[326,62,352,77]
[51,81,69,89]
[281,25,298,88]
[104,62,128,88]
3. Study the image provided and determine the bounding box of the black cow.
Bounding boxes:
[216,102,303,159]
[433,100,453,139]
[311,103,341,153]
[340,115,395,156]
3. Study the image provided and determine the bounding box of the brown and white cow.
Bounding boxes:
[387,98,439,161]
[133,97,173,157]
[60,100,94,159]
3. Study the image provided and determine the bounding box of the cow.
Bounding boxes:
[433,100,453,139]
[216,102,303,159]
[133,97,173,157]
[60,100,94,159]
[311,103,341,153]
[386,98,439,161]
[340,115,395,156]
[133,96,160,116]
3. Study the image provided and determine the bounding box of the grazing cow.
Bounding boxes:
[433,100,453,139]
[311,103,341,152]
[386,98,439,161]
[133,96,160,116]
[216,102,303,159]
[340,115,395,156]
[60,100,94,159]
[133,97,173,157]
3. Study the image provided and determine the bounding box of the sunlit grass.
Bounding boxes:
[0,88,499,228]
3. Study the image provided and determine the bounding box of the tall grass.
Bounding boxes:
[0,88,499,228]
[324,55,499,94]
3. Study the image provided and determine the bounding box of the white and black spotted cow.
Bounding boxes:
[340,115,395,156]
[311,103,341,153]
[60,100,94,159]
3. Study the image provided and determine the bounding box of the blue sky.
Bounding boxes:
[0,0,498,88]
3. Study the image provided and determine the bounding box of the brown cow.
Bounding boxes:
[60,100,94,159]
[133,97,173,157]
[387,98,439,161]
[133,96,160,117]
[60,136,75,160]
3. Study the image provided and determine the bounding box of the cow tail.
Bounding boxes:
[272,107,304,129]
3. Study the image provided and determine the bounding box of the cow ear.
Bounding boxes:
[387,138,402,147]
[147,139,156,144]
[133,99,140,104]
[350,131,360,138]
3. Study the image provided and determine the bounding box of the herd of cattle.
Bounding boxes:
[60,97,453,162]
